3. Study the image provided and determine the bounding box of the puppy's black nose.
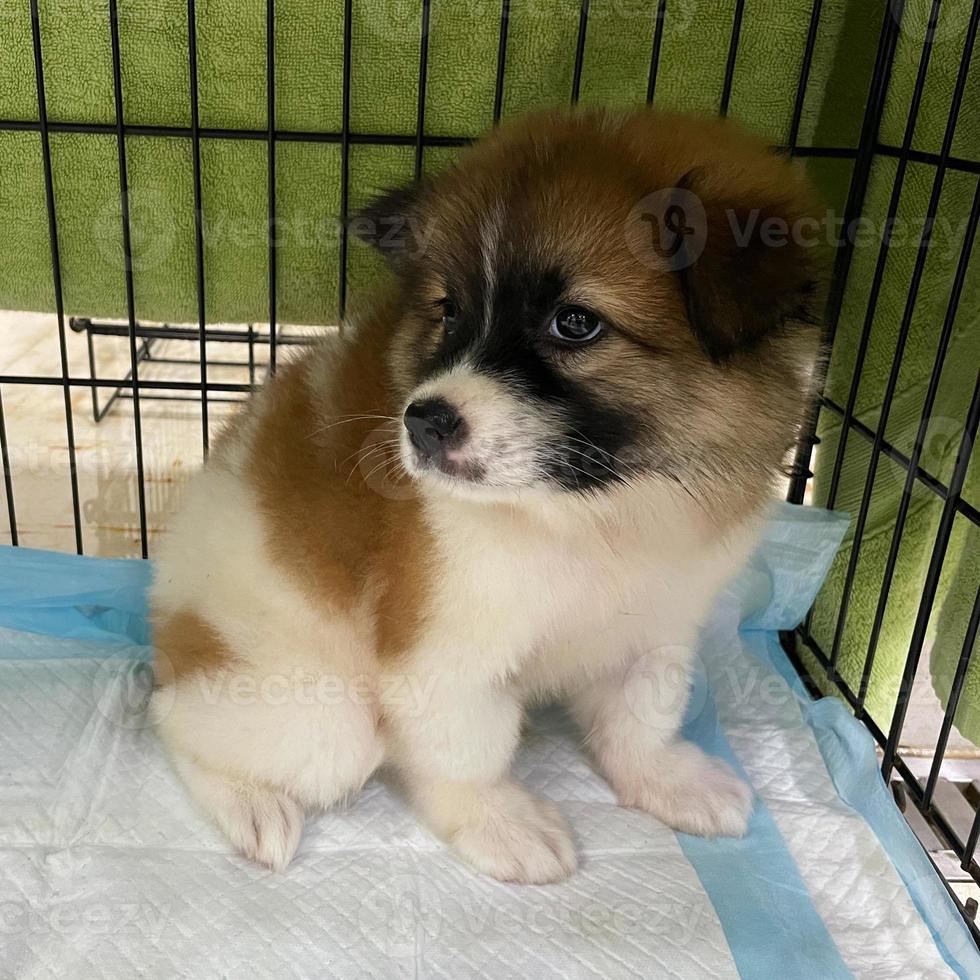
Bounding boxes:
[404,398,463,457]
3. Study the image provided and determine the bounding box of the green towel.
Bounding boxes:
[1,0,880,325]
[931,513,980,745]
[805,0,980,739]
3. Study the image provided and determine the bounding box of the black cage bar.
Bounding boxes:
[2,0,980,944]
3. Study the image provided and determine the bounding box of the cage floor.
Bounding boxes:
[0,506,976,978]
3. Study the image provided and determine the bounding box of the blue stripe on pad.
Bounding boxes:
[760,633,980,980]
[677,659,852,979]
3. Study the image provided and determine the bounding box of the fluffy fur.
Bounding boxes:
[151,108,823,881]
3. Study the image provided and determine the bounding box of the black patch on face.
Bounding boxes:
[543,389,638,493]
[415,257,640,492]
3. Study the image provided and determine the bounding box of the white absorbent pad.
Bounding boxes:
[0,503,977,979]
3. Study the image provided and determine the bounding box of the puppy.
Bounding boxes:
[151,108,823,882]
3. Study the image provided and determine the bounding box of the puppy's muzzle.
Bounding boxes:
[404,398,466,462]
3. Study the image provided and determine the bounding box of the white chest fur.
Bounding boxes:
[407,484,762,694]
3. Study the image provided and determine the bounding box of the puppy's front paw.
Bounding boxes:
[614,741,753,839]
[228,787,306,871]
[446,780,577,884]
[172,754,306,871]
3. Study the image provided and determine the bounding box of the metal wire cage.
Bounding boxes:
[1,0,980,944]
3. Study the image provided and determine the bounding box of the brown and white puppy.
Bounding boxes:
[150,108,823,881]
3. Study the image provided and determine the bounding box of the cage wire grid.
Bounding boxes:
[0,0,979,942]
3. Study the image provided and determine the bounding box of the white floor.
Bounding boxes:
[0,309,323,556]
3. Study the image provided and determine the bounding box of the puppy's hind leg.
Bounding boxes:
[152,604,385,870]
[171,753,305,872]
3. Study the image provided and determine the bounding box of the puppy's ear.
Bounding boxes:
[672,168,823,362]
[350,181,429,268]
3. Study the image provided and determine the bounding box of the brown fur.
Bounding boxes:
[237,297,437,663]
[154,609,236,683]
[365,108,824,520]
[179,108,824,673]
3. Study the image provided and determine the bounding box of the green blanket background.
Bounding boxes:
[805,1,980,741]
[1,0,879,323]
[1,0,978,742]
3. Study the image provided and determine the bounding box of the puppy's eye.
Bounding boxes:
[439,298,459,333]
[550,306,603,344]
